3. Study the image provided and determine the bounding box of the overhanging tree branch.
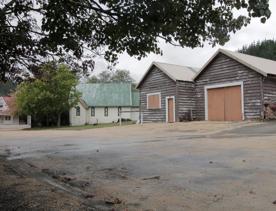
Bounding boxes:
[0,0,271,81]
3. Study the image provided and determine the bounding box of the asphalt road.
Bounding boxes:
[1,121,276,210]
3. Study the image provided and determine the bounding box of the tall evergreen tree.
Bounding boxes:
[0,81,15,95]
[239,40,276,61]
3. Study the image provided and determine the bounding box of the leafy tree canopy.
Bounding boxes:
[15,63,80,126]
[1,0,271,81]
[238,39,276,61]
[88,69,134,83]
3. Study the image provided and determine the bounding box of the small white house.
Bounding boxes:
[69,83,140,126]
[0,96,31,129]
[0,96,19,124]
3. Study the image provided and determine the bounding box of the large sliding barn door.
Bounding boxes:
[207,86,242,121]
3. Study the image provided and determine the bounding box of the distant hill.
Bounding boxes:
[0,81,16,96]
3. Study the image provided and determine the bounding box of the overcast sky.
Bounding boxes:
[93,0,276,82]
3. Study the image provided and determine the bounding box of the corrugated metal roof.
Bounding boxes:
[137,62,199,88]
[194,49,276,80]
[131,90,140,107]
[77,83,139,107]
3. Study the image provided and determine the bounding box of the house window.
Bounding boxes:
[104,107,108,117]
[147,93,161,109]
[5,116,11,121]
[76,106,80,116]
[91,107,95,116]
[0,103,3,108]
[118,107,121,116]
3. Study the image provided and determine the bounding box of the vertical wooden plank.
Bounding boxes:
[208,88,225,121]
[224,86,242,121]
[195,53,262,120]
[168,98,174,123]
[139,67,177,122]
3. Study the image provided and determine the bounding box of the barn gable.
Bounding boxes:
[137,62,198,89]
[195,52,264,120]
[194,49,276,80]
[138,62,199,123]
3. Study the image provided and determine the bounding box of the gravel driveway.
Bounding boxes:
[1,121,276,211]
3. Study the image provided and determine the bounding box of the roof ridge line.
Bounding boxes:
[154,61,198,69]
[222,48,276,63]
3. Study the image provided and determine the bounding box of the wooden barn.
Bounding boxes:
[137,49,276,123]
[194,49,276,121]
[136,62,199,123]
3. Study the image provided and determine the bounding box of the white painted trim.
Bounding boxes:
[204,81,245,121]
[166,96,176,123]
[147,92,161,109]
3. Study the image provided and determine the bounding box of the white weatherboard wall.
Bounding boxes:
[130,108,139,121]
[0,97,19,125]
[0,116,19,125]
[88,107,120,124]
[69,102,87,126]
[70,105,139,126]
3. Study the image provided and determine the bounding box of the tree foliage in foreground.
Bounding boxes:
[0,0,271,81]
[88,69,134,83]
[238,39,276,61]
[15,64,80,127]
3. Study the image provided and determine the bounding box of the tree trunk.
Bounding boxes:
[46,114,49,127]
[33,114,36,127]
[57,113,61,127]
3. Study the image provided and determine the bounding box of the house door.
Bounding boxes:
[207,85,242,121]
[167,97,175,123]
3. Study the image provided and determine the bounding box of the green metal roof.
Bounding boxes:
[132,90,140,107]
[77,83,139,107]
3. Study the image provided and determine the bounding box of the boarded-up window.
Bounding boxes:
[147,93,161,109]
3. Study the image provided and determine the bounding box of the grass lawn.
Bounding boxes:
[26,121,136,131]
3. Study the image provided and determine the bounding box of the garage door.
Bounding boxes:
[207,86,242,121]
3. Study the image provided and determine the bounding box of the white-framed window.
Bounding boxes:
[76,106,80,116]
[104,107,108,117]
[91,107,95,116]
[147,93,161,109]
[118,107,121,116]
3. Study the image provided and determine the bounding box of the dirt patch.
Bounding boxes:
[0,157,123,211]
[98,167,129,180]
[0,158,95,210]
